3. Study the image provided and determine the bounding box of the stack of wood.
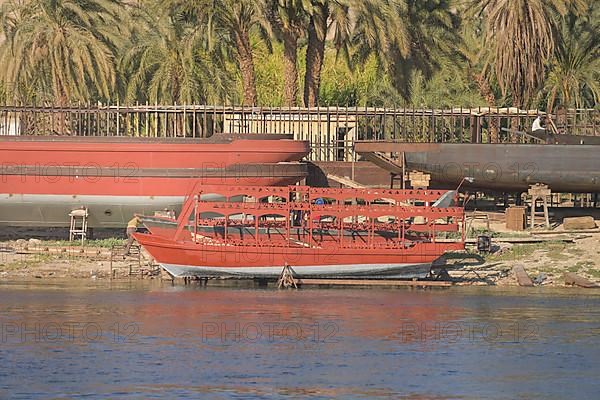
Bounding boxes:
[408,170,430,189]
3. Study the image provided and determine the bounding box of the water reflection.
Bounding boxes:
[0,281,598,399]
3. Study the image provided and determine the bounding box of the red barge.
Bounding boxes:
[0,134,309,227]
[133,185,465,278]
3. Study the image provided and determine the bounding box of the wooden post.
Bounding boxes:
[402,152,406,189]
[109,247,114,279]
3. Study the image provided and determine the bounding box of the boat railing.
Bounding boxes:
[3,104,596,162]
[165,185,466,250]
[195,185,456,204]
[195,201,463,219]
[190,235,457,251]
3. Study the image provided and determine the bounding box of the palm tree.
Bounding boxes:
[0,0,124,105]
[121,7,230,104]
[350,0,409,81]
[303,0,351,107]
[470,0,587,108]
[543,7,599,111]
[265,0,308,106]
[460,21,502,141]
[170,0,269,106]
[460,20,499,105]
[387,0,462,101]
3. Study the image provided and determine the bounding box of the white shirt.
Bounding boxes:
[532,116,544,131]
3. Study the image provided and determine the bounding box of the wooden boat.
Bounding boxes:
[133,185,465,278]
[0,134,309,227]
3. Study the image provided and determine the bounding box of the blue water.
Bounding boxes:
[0,281,598,399]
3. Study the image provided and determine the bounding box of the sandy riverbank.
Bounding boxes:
[0,239,157,280]
[0,227,599,287]
[444,215,600,287]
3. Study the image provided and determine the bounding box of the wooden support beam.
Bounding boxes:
[296,278,452,287]
[437,237,576,244]
[513,265,534,287]
[563,272,599,288]
[326,174,366,188]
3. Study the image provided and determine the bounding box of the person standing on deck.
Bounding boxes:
[531,115,546,134]
[125,216,141,255]
[532,114,558,144]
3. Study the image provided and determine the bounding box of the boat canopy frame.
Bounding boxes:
[169,185,465,251]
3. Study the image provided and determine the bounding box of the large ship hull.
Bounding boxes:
[355,142,600,193]
[0,135,310,227]
[0,134,309,166]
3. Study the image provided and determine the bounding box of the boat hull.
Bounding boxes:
[160,262,432,278]
[0,194,183,228]
[0,164,307,227]
[133,232,461,278]
[355,142,600,193]
[0,134,310,166]
[0,135,310,227]
[140,218,460,244]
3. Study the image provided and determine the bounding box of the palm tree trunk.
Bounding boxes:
[303,10,327,107]
[282,34,299,107]
[55,87,70,135]
[233,29,258,106]
[473,72,500,143]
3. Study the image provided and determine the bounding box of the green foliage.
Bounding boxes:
[254,40,286,106]
[120,4,232,104]
[0,0,596,108]
[542,6,600,111]
[0,0,124,104]
[318,53,401,107]
[469,0,590,108]
[389,0,464,101]
[409,69,486,108]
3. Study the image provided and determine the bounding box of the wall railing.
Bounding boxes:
[1,104,597,161]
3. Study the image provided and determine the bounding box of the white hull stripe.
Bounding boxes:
[160,262,431,278]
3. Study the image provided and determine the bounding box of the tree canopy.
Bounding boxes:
[0,0,597,110]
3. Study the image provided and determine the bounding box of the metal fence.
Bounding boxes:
[1,104,598,161]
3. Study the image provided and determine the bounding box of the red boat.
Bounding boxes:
[133,185,465,278]
[0,134,309,227]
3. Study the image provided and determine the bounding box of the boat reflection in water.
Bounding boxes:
[1,283,598,399]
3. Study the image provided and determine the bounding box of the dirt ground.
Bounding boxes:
[448,214,600,287]
[0,239,158,280]
[1,217,599,287]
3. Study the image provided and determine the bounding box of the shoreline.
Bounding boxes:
[1,232,599,288]
[0,239,156,281]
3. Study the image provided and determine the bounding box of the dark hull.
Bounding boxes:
[355,142,600,193]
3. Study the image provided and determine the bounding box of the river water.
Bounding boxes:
[0,281,598,399]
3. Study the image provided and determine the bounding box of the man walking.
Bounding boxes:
[124,215,141,255]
